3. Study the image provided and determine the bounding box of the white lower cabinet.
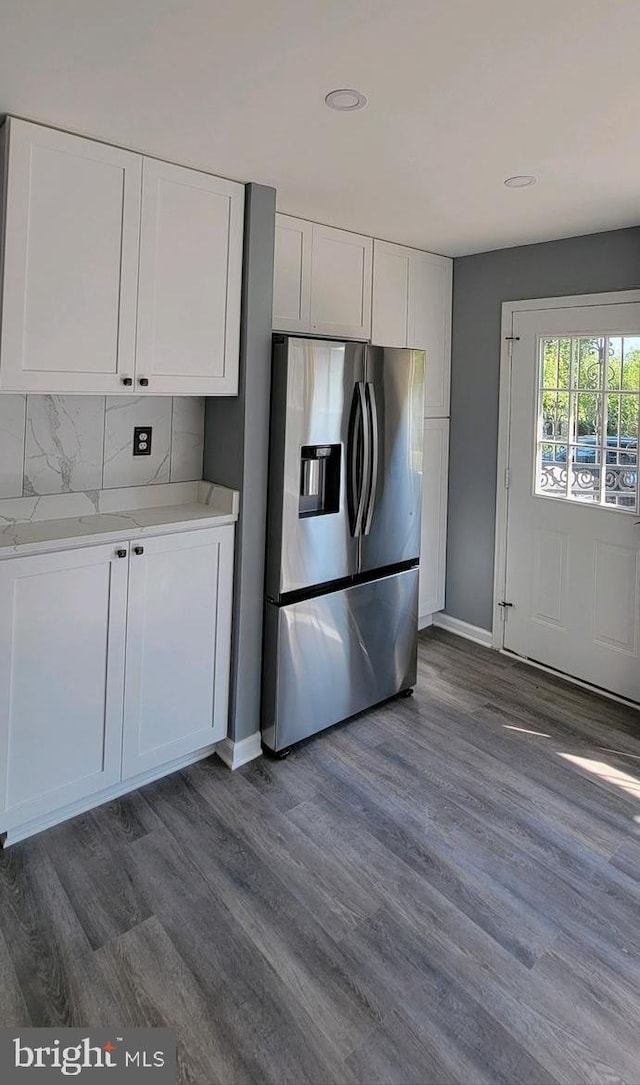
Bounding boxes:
[0,543,128,830]
[419,418,449,622]
[0,524,234,842]
[122,527,233,776]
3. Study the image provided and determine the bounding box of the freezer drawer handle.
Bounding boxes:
[349,382,370,536]
[363,381,379,535]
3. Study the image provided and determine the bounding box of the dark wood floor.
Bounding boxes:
[2,630,640,1084]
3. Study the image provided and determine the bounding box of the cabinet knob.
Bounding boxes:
[138,377,149,387]
[115,549,127,559]
[133,545,144,556]
[121,376,133,387]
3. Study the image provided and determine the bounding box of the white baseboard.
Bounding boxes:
[418,613,434,630]
[216,732,262,770]
[431,612,493,648]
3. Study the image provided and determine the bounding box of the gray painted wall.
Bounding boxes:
[447,226,640,632]
[203,182,276,742]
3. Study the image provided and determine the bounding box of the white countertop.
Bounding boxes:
[0,481,239,560]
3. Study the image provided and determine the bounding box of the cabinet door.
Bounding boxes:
[309,225,372,340]
[371,240,410,347]
[122,526,234,777]
[136,158,244,395]
[0,543,128,830]
[272,214,313,332]
[0,118,141,393]
[410,251,452,416]
[419,418,449,621]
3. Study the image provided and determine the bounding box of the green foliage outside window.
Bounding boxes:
[541,337,640,440]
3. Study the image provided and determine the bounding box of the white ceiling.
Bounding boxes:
[1,0,639,256]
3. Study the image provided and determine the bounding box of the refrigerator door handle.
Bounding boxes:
[348,382,370,536]
[362,382,379,535]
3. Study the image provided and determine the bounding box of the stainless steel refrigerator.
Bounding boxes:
[262,336,425,753]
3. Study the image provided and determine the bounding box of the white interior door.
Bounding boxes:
[503,298,640,702]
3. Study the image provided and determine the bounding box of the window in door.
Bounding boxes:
[535,334,639,512]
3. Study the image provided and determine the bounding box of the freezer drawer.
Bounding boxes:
[262,567,418,752]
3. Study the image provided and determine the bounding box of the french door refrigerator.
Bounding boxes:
[262,336,425,753]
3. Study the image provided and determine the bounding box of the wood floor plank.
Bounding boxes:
[96,915,244,1085]
[0,925,31,1027]
[188,756,380,940]
[43,812,153,950]
[0,628,639,1083]
[140,771,381,1060]
[0,842,126,1027]
[345,1009,459,1085]
[125,824,356,1085]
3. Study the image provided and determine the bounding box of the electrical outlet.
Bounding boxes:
[133,426,152,456]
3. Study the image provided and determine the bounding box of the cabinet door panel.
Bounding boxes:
[122,526,233,776]
[310,225,372,340]
[136,158,244,395]
[371,240,410,347]
[272,214,312,331]
[419,418,449,620]
[410,252,452,416]
[0,544,127,828]
[0,118,141,393]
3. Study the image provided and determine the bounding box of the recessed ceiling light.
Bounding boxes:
[325,88,368,112]
[504,175,537,188]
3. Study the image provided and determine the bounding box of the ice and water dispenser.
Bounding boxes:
[299,444,341,517]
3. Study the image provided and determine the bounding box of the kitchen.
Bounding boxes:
[0,3,639,1084]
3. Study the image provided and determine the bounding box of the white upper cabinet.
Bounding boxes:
[136,158,244,395]
[411,250,452,416]
[371,241,411,349]
[273,214,372,340]
[372,240,452,416]
[0,117,141,394]
[309,224,372,340]
[0,117,244,395]
[272,214,312,332]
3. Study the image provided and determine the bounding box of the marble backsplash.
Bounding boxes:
[0,395,205,499]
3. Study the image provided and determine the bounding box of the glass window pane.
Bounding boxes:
[575,392,601,440]
[540,338,569,389]
[569,454,600,503]
[541,391,569,438]
[535,332,638,512]
[620,336,640,391]
[537,444,567,496]
[577,338,603,390]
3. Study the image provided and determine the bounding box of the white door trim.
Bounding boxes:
[493,289,640,650]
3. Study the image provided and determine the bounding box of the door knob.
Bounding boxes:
[133,545,144,555]
[121,376,133,387]
[115,549,127,558]
[138,377,149,387]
